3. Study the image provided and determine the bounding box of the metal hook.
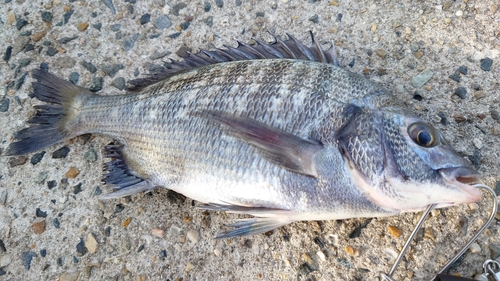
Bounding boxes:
[381,183,498,281]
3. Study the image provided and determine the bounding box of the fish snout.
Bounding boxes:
[438,166,482,203]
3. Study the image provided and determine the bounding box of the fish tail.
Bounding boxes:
[6,69,95,155]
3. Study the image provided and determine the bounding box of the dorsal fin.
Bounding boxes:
[127,31,339,91]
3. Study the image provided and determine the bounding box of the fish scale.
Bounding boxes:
[6,34,481,238]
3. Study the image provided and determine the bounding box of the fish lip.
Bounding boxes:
[438,166,482,203]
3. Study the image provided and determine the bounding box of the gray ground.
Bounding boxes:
[0,0,499,280]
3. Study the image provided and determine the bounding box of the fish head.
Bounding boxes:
[336,104,481,213]
[378,110,481,212]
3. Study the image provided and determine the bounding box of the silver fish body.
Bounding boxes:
[7,35,481,238]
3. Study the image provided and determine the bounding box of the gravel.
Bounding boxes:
[80,61,97,73]
[0,97,10,112]
[412,69,434,88]
[454,87,467,99]
[480,57,493,71]
[30,151,45,165]
[140,14,150,25]
[153,15,172,30]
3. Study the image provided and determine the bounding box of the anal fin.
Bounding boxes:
[99,144,155,199]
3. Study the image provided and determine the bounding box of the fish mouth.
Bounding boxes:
[438,167,482,205]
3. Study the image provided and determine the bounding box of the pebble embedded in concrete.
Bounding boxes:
[469,243,481,254]
[187,229,200,244]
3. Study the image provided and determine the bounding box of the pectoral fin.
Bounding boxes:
[199,111,323,177]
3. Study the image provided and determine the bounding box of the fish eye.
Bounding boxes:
[407,122,439,147]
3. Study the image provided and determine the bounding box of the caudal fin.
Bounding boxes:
[6,69,93,155]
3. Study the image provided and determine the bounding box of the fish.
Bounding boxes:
[5,33,481,239]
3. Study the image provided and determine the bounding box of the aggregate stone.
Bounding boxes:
[18,59,31,68]
[77,22,89,31]
[24,44,34,52]
[180,22,190,30]
[41,11,53,23]
[204,1,211,12]
[140,14,150,25]
[172,3,187,16]
[40,62,49,72]
[53,218,60,228]
[30,151,45,165]
[469,243,481,254]
[449,71,460,82]
[52,146,70,158]
[12,36,30,56]
[111,77,126,90]
[76,238,87,256]
[92,186,102,196]
[3,46,12,61]
[454,87,467,99]
[15,72,28,90]
[69,72,80,84]
[80,61,97,73]
[63,10,74,24]
[480,57,492,71]
[35,171,48,184]
[494,181,500,196]
[187,229,200,243]
[375,48,386,59]
[309,14,319,23]
[92,23,102,31]
[73,183,82,194]
[21,252,37,270]
[85,233,98,254]
[16,18,29,30]
[0,97,10,112]
[491,244,500,259]
[102,0,116,14]
[215,0,224,8]
[110,24,121,32]
[55,56,76,68]
[36,208,48,218]
[0,254,11,267]
[411,69,434,88]
[154,15,172,30]
[46,47,58,56]
[123,33,139,51]
[169,32,181,39]
[33,220,47,235]
[203,16,214,27]
[458,65,468,75]
[9,156,27,167]
[58,36,78,44]
[89,77,103,92]
[101,64,124,78]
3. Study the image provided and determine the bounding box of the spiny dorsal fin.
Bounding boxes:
[127,31,339,91]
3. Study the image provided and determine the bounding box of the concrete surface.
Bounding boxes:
[0,0,499,280]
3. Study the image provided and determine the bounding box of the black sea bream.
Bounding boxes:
[6,33,481,238]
